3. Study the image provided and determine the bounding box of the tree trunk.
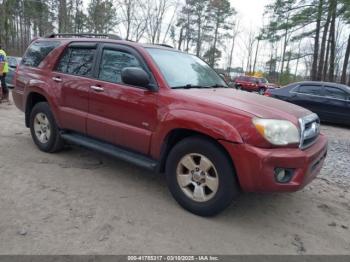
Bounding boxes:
[59,0,68,33]
[294,41,302,79]
[341,34,350,84]
[252,39,260,73]
[196,17,201,57]
[210,18,220,67]
[328,0,337,82]
[178,26,184,50]
[311,0,323,80]
[323,33,331,81]
[317,4,332,81]
[279,16,289,82]
[126,0,131,40]
[228,34,237,72]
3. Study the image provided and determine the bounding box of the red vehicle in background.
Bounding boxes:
[234,76,279,95]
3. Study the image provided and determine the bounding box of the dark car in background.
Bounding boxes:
[6,56,22,88]
[265,81,350,125]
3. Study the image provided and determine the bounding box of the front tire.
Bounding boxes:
[165,136,239,216]
[29,102,64,153]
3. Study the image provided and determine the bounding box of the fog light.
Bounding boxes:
[274,168,294,183]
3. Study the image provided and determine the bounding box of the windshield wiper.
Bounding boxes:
[172,84,208,89]
[209,84,228,88]
[172,84,227,89]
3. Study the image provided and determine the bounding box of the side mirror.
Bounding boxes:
[121,67,152,90]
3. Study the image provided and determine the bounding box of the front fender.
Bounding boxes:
[150,110,243,158]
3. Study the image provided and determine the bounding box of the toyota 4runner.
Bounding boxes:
[13,33,328,216]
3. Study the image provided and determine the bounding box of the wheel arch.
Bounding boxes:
[157,128,239,183]
[25,91,50,128]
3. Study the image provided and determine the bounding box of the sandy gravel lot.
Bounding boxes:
[0,97,349,255]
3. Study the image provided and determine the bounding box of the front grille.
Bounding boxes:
[299,114,320,149]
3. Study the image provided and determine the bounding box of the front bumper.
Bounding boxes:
[220,134,328,192]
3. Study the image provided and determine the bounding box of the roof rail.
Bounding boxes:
[155,44,174,48]
[45,33,122,40]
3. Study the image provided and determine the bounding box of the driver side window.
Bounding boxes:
[298,85,323,96]
[98,49,142,84]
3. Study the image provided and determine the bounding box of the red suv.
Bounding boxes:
[234,76,271,94]
[13,34,328,216]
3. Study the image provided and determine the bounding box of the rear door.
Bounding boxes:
[51,42,97,133]
[86,44,158,155]
[323,86,350,124]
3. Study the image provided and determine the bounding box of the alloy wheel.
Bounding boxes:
[33,113,51,144]
[176,153,219,202]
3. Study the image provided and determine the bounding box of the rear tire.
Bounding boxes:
[258,88,265,95]
[165,136,239,216]
[29,102,64,153]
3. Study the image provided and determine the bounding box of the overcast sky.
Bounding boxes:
[231,0,270,29]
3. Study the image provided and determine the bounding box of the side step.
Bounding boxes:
[61,133,158,171]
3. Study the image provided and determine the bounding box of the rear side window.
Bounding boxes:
[324,86,348,100]
[56,47,96,77]
[298,85,323,96]
[22,41,60,67]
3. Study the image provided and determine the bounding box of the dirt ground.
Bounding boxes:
[0,97,349,255]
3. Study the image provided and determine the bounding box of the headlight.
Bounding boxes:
[252,118,300,146]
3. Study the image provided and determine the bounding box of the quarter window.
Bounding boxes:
[56,47,96,77]
[22,41,60,67]
[298,85,323,96]
[98,49,142,84]
[324,86,348,100]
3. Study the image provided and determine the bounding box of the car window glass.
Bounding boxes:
[8,57,17,67]
[56,47,96,77]
[98,49,142,84]
[22,41,60,67]
[298,85,323,96]
[324,86,348,100]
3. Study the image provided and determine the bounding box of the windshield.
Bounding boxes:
[258,78,268,84]
[147,48,227,89]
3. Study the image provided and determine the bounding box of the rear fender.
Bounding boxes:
[24,81,61,128]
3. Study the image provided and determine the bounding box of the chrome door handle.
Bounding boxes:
[52,77,62,82]
[90,85,104,92]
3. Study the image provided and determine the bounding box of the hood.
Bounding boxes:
[176,88,312,124]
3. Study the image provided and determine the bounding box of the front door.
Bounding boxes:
[293,84,326,118]
[87,44,158,155]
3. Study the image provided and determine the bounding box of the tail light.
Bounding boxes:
[264,89,272,97]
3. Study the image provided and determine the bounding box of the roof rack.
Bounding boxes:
[45,33,123,40]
